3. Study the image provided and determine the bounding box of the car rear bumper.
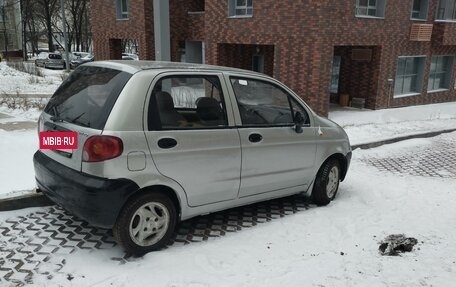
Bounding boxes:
[33,151,139,228]
[45,63,64,68]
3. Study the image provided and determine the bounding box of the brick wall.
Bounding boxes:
[217,44,274,77]
[202,0,456,115]
[90,0,456,116]
[90,0,154,60]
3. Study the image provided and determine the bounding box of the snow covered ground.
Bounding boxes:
[0,61,62,95]
[329,102,456,145]
[0,129,37,197]
[2,131,455,287]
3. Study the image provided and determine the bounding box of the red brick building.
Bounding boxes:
[91,0,456,116]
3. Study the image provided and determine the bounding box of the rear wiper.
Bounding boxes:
[71,112,85,123]
[50,115,66,122]
[70,112,90,127]
[50,106,65,122]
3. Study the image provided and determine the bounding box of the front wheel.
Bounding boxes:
[113,192,177,255]
[311,159,341,206]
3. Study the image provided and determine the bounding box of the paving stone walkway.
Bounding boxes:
[363,134,456,179]
[0,195,310,286]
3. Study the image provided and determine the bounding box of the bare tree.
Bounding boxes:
[0,0,9,59]
[35,0,59,52]
[51,0,90,52]
[68,0,90,51]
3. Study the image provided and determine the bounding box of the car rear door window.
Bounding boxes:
[230,77,310,127]
[148,75,229,130]
[44,66,132,130]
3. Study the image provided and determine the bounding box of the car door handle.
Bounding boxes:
[157,138,177,149]
[248,133,263,143]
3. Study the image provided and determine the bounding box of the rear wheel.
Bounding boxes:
[113,192,177,255]
[311,159,341,206]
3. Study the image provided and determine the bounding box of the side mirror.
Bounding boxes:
[294,111,304,134]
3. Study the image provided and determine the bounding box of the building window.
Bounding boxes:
[394,56,425,96]
[228,0,253,17]
[411,0,428,20]
[355,0,386,18]
[428,56,454,91]
[436,0,456,20]
[330,56,341,93]
[116,0,128,19]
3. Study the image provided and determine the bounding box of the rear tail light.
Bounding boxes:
[82,135,123,162]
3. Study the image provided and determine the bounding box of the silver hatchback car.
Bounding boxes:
[33,61,351,254]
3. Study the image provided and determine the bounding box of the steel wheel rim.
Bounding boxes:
[129,202,170,247]
[326,166,339,198]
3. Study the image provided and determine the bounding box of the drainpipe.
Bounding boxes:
[387,78,394,108]
[153,0,170,61]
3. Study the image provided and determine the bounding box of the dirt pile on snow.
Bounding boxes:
[379,234,418,256]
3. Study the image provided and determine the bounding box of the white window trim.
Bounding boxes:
[393,92,421,99]
[434,19,456,23]
[228,15,253,19]
[427,88,450,93]
[355,15,385,19]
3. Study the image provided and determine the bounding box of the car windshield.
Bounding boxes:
[44,66,132,129]
[49,54,62,60]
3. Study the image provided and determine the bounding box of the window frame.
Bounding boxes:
[355,0,386,19]
[427,55,454,92]
[147,73,232,131]
[436,0,456,21]
[410,0,429,20]
[116,0,129,20]
[228,0,253,18]
[229,76,311,128]
[393,56,426,98]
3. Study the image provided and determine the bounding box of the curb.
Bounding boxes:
[1,128,455,212]
[351,128,456,150]
[0,191,53,212]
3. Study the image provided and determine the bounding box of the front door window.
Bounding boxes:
[230,77,309,126]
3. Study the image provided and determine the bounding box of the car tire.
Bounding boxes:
[113,192,177,255]
[311,159,341,206]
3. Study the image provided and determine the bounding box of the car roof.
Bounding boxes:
[85,60,265,76]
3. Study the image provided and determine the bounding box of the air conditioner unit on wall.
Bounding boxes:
[351,49,372,62]
[410,24,433,41]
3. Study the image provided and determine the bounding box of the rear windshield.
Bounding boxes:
[44,66,132,129]
[49,54,62,60]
